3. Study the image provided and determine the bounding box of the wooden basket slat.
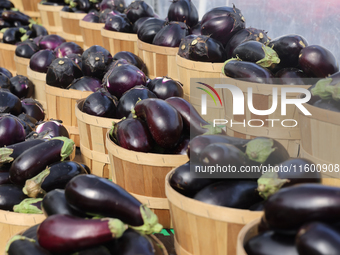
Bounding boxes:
[60,11,86,48]
[101,28,138,56]
[38,4,63,35]
[0,43,16,75]
[236,218,260,255]
[11,0,23,11]
[26,67,47,112]
[79,20,104,50]
[14,56,30,76]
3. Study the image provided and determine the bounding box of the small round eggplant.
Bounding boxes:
[39,34,66,51]
[0,89,22,116]
[82,89,118,118]
[0,116,26,148]
[137,18,166,44]
[152,21,189,48]
[29,50,56,73]
[21,98,45,122]
[0,67,13,79]
[0,73,11,89]
[35,120,70,138]
[147,77,183,100]
[167,0,198,28]
[125,0,155,24]
[15,40,39,58]
[112,51,147,75]
[67,76,102,92]
[6,236,52,255]
[54,42,84,58]
[104,15,132,33]
[0,184,28,211]
[9,75,34,99]
[275,68,307,85]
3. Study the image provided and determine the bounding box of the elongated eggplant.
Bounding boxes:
[21,224,39,241]
[15,40,40,58]
[264,184,340,233]
[9,137,75,186]
[0,89,22,116]
[2,27,25,44]
[0,116,26,148]
[23,161,87,198]
[222,58,274,84]
[147,77,184,100]
[244,231,299,255]
[65,174,163,234]
[0,172,10,184]
[6,236,52,255]
[193,180,262,209]
[37,214,127,254]
[13,198,43,214]
[74,245,111,255]
[0,184,28,211]
[42,189,86,217]
[1,11,32,25]
[21,98,45,122]
[275,67,307,85]
[296,222,340,255]
[134,98,183,149]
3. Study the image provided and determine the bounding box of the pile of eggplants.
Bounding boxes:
[61,0,102,14]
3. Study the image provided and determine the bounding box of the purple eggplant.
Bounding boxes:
[169,135,190,155]
[134,98,183,148]
[0,0,14,9]
[100,0,126,13]
[133,16,152,33]
[167,0,198,28]
[309,71,340,101]
[9,75,34,99]
[82,89,118,118]
[189,22,201,35]
[37,214,127,254]
[0,89,22,115]
[9,137,75,186]
[67,76,102,92]
[0,184,28,211]
[23,161,87,198]
[35,120,70,138]
[152,21,189,47]
[0,116,25,148]
[104,15,132,33]
[74,245,111,255]
[2,27,25,44]
[99,8,123,23]
[21,98,45,122]
[0,172,10,184]
[112,51,147,74]
[1,10,31,25]
[0,73,11,89]
[125,0,154,24]
[275,68,308,85]
[29,50,56,73]
[70,0,92,13]
[0,67,13,79]
[54,42,84,58]
[147,77,183,100]
[13,198,43,214]
[312,99,340,112]
[81,46,112,79]
[29,24,48,38]
[6,236,52,255]
[39,35,66,51]
[137,18,166,44]
[65,174,162,233]
[21,224,39,241]
[15,40,39,58]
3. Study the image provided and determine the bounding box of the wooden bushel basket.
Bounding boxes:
[165,170,263,255]
[75,99,120,179]
[298,102,340,187]
[60,11,86,48]
[105,132,188,229]
[137,39,178,80]
[79,20,104,50]
[220,75,311,157]
[14,55,30,76]
[236,218,260,255]
[0,210,45,253]
[38,4,63,36]
[45,84,92,147]
[0,43,16,75]
[21,0,41,23]
[26,67,47,112]
[10,0,23,11]
[101,28,138,56]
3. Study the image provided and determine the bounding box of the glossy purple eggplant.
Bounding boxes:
[82,89,118,118]
[152,22,189,47]
[21,98,45,121]
[275,68,307,85]
[125,0,154,24]
[67,76,102,92]
[0,172,10,184]
[21,224,39,241]
[1,10,31,25]
[167,0,198,27]
[82,13,100,23]
[133,16,152,33]
[39,34,66,50]
[137,18,166,44]
[100,0,126,13]
[9,75,34,99]
[29,50,56,73]
[104,15,132,33]
[112,51,147,74]
[54,42,84,58]
[15,40,39,58]
[81,46,112,79]
[37,214,127,254]
[0,89,22,115]
[190,22,201,35]
[9,137,75,186]
[147,77,183,99]
[0,67,13,79]
[0,184,28,211]
[134,98,183,148]
[64,174,162,233]
[170,135,190,155]
[6,236,52,255]
[0,116,25,148]
[99,8,123,23]
[35,120,70,138]
[0,73,11,89]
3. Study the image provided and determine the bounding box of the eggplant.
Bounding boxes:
[232,41,280,68]
[244,231,299,255]
[0,171,10,184]
[169,161,217,197]
[54,42,84,58]
[0,67,13,79]
[100,0,126,13]
[133,16,152,33]
[267,34,308,69]
[113,51,147,76]
[1,11,31,25]
[0,18,11,29]
[9,137,75,186]
[137,18,166,44]
[312,99,340,112]
[21,98,45,122]
[0,0,14,9]
[0,184,28,211]
[29,24,48,37]
[64,174,162,233]
[0,116,26,147]
[67,76,102,92]
[111,118,154,152]
[147,77,183,100]
[0,89,22,115]
[15,40,39,58]
[152,21,189,47]
[189,22,201,35]
[264,184,340,233]
[248,201,265,211]
[74,245,111,255]
[82,89,118,118]
[104,15,132,33]
[39,35,66,50]
[257,158,322,199]
[99,8,123,23]
[23,161,87,198]
[222,58,274,84]
[6,236,52,255]
[41,189,87,217]
[80,164,91,174]
[81,46,112,79]
[296,222,340,255]
[275,68,307,85]
[65,53,83,69]
[35,120,70,138]
[29,50,56,73]
[13,198,43,214]
[70,0,92,13]
[21,224,39,241]
[37,214,127,254]
[170,135,190,155]
[298,45,339,78]
[125,0,154,24]
[193,180,262,209]
[9,75,34,99]
[134,98,183,148]
[167,0,198,28]
[2,27,25,44]
[309,71,340,100]
[0,73,11,89]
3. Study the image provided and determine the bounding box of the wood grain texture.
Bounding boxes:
[236,218,260,255]
[14,55,30,77]
[79,20,104,50]
[38,4,63,35]
[0,43,16,74]
[60,11,86,47]
[26,67,47,112]
[101,28,138,56]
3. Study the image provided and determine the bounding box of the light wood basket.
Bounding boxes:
[45,84,93,147]
[101,28,138,56]
[298,102,340,186]
[0,210,45,253]
[75,99,120,179]
[0,43,17,75]
[137,39,178,80]
[26,66,47,112]
[21,0,41,23]
[11,0,24,11]
[79,20,104,50]
[165,169,263,255]
[14,55,30,76]
[38,4,63,36]
[220,75,311,157]
[60,11,86,48]
[236,218,260,255]
[105,132,188,229]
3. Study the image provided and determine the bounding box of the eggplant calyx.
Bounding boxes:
[325,81,340,101]
[257,171,289,199]
[69,1,77,8]
[201,122,224,135]
[245,138,275,163]
[0,28,8,33]
[29,19,37,25]
[52,137,75,161]
[255,45,280,68]
[310,77,333,100]
[19,27,27,34]
[5,235,36,252]
[0,147,14,165]
[13,198,43,214]
[20,34,30,42]
[130,205,163,235]
[105,218,128,238]
[23,167,50,198]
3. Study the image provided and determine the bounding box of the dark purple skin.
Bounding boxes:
[65,174,145,226]
[15,40,40,58]
[80,164,91,174]
[67,77,102,92]
[21,98,45,122]
[35,121,70,138]
[0,116,25,147]
[54,42,84,58]
[104,64,147,99]
[100,0,126,13]
[81,47,113,79]
[116,85,157,119]
[0,172,11,184]
[177,34,198,59]
[170,136,190,155]
[21,224,39,241]
[65,53,82,69]
[248,201,265,211]
[275,68,307,85]
[169,161,217,197]
[7,237,52,255]
[190,22,201,35]
[82,12,100,23]
[133,17,152,33]
[99,9,123,23]
[29,50,56,73]
[0,73,11,89]
[152,21,189,47]
[167,0,198,28]
[82,89,118,118]
[298,45,339,78]
[264,184,340,233]
[74,246,111,255]
[312,99,340,112]
[244,231,299,255]
[0,67,13,79]
[112,51,147,75]
[42,189,87,218]
[134,98,183,148]
[113,118,153,152]
[104,15,132,32]
[1,10,31,25]
[0,0,14,9]
[125,0,155,24]
[223,60,274,84]
[296,222,340,255]
[0,184,28,211]
[137,18,167,44]
[9,75,34,99]
[0,90,22,115]
[39,35,66,51]
[3,139,46,162]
